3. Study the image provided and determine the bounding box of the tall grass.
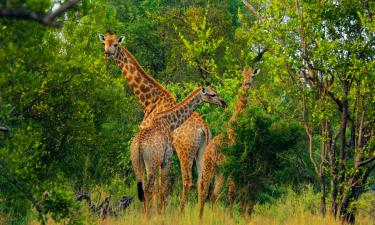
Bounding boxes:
[24,186,374,225]
[248,187,373,225]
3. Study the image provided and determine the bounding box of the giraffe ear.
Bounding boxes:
[253,68,260,76]
[99,34,105,43]
[117,36,125,43]
[201,87,206,94]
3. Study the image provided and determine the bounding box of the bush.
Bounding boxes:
[221,106,305,205]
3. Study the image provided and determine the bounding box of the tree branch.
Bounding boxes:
[303,123,320,176]
[327,90,343,112]
[242,0,264,20]
[357,156,375,167]
[0,0,80,27]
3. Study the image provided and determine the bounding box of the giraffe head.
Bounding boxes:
[200,86,227,108]
[242,67,260,88]
[98,31,125,58]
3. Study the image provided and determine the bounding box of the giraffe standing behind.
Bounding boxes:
[198,67,259,218]
[99,32,211,210]
[131,86,226,219]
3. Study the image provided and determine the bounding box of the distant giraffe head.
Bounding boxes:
[98,31,125,58]
[242,67,260,88]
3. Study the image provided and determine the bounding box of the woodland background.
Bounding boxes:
[0,0,374,225]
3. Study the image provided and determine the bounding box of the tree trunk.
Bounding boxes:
[327,124,338,217]
[320,174,326,216]
[336,81,349,218]
[337,166,372,224]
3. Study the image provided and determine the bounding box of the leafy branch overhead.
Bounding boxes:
[0,0,80,27]
[176,13,223,81]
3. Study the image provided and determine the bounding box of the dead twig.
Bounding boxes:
[0,0,80,27]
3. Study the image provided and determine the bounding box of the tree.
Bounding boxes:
[244,0,374,223]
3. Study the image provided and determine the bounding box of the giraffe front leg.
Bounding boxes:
[198,148,216,219]
[160,144,173,214]
[228,177,235,209]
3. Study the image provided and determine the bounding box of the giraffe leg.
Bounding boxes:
[228,177,235,208]
[171,114,209,211]
[153,175,160,214]
[180,130,205,211]
[198,179,207,219]
[179,161,191,211]
[144,167,157,220]
[211,173,224,206]
[160,143,173,214]
[198,142,216,219]
[198,170,212,219]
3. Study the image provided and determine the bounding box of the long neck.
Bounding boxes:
[227,78,253,144]
[112,46,175,110]
[229,81,252,123]
[156,89,203,131]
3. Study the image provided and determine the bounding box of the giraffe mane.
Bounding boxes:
[120,46,176,102]
[156,88,201,117]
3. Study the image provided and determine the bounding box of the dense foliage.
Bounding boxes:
[0,0,373,224]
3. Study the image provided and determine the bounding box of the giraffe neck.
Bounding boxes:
[226,79,253,144]
[229,82,252,123]
[155,89,202,131]
[112,46,175,110]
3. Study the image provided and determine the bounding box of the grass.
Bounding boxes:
[22,187,375,225]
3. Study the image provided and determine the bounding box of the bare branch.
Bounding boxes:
[0,0,80,27]
[303,123,320,176]
[357,156,375,167]
[242,0,264,20]
[327,91,343,112]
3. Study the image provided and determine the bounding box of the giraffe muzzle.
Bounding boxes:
[217,98,227,108]
[104,52,113,59]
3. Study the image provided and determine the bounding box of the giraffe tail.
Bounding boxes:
[196,122,212,183]
[130,133,145,202]
[137,182,144,202]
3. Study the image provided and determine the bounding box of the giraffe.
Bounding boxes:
[99,32,211,209]
[198,67,259,218]
[131,86,226,219]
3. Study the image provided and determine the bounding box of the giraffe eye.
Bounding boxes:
[114,44,118,47]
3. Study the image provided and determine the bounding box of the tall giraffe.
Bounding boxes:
[131,86,226,219]
[198,67,259,218]
[99,32,211,209]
